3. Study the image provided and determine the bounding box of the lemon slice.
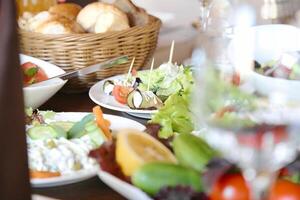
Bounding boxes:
[116,129,177,177]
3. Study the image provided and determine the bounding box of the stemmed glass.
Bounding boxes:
[193,1,300,199]
[198,0,215,31]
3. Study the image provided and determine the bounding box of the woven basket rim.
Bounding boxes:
[18,15,161,38]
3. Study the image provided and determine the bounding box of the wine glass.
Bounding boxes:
[192,1,300,199]
[198,0,214,31]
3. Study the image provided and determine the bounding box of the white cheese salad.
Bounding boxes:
[26,107,110,178]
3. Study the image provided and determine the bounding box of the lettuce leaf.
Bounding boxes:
[138,64,194,101]
[150,93,194,138]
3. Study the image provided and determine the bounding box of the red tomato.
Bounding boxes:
[22,62,48,86]
[268,179,300,200]
[112,85,133,104]
[210,173,250,200]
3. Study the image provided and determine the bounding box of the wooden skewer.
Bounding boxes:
[168,40,175,64]
[147,58,155,91]
[126,57,135,82]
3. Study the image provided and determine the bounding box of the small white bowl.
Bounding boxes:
[21,54,67,108]
[228,25,300,101]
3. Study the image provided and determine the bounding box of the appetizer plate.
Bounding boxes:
[31,112,145,188]
[89,74,157,119]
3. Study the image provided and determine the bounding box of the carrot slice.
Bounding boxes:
[30,170,61,179]
[93,106,112,140]
[104,119,111,127]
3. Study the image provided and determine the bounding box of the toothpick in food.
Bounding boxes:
[168,40,175,64]
[147,58,155,91]
[126,57,135,83]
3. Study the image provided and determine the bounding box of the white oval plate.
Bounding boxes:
[89,74,158,119]
[30,112,145,188]
[98,170,152,200]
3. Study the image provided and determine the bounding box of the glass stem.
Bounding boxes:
[244,170,276,200]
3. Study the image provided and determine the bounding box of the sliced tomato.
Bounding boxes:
[112,85,133,104]
[268,179,300,200]
[210,172,250,200]
[22,62,48,86]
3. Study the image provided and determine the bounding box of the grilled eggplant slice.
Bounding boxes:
[127,90,163,110]
[103,80,115,95]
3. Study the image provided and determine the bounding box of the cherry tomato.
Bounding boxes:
[268,179,300,200]
[22,62,48,86]
[210,173,250,200]
[112,85,133,104]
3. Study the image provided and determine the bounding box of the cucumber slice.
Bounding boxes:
[50,121,75,132]
[68,114,95,139]
[27,125,67,140]
[88,128,106,147]
[51,125,68,138]
[84,121,107,147]
[84,121,98,132]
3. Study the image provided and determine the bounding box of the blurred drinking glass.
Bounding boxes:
[193,0,300,199]
[198,0,214,31]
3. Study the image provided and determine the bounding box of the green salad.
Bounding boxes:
[103,62,194,110]
[149,67,258,138]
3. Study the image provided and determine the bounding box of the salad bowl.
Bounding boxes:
[228,25,300,101]
[21,54,67,108]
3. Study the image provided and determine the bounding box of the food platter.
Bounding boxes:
[89,74,157,119]
[30,112,145,187]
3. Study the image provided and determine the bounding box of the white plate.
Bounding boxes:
[98,171,152,200]
[30,112,145,188]
[89,74,157,119]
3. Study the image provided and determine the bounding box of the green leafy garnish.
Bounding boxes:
[150,93,194,138]
[25,67,38,77]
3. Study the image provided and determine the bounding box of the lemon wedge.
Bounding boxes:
[116,129,177,177]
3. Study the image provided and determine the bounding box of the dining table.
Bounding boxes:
[35,91,148,200]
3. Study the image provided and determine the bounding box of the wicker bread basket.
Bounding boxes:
[18,15,161,92]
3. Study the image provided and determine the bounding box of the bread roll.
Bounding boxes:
[94,7,130,33]
[35,16,85,34]
[19,11,84,34]
[49,3,82,20]
[26,11,53,32]
[76,2,129,33]
[18,12,34,30]
[113,0,149,26]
